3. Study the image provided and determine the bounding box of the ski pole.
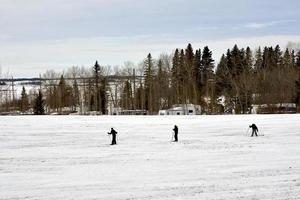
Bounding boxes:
[107,133,111,143]
[171,132,174,142]
[245,127,250,136]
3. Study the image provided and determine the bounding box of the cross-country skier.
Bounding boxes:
[108,128,118,145]
[173,125,178,142]
[249,123,258,137]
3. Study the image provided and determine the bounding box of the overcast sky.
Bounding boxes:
[0,0,300,77]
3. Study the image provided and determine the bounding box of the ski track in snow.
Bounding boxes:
[0,115,300,200]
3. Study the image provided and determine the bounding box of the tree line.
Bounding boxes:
[2,43,300,115]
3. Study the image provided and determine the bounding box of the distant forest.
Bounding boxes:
[1,43,300,115]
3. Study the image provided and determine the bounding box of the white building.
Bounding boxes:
[159,104,201,115]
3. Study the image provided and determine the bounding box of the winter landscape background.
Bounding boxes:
[1,115,299,199]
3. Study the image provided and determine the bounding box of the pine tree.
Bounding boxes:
[262,47,269,69]
[58,75,66,109]
[50,86,59,111]
[201,46,214,81]
[215,54,230,96]
[72,79,80,111]
[200,46,214,112]
[274,45,282,67]
[99,77,108,114]
[245,47,253,72]
[171,49,180,104]
[282,48,291,68]
[254,47,263,71]
[296,51,300,69]
[93,61,101,112]
[57,75,72,112]
[231,44,243,76]
[121,80,133,110]
[201,46,214,97]
[185,43,195,103]
[156,59,169,109]
[291,50,296,68]
[135,83,145,110]
[178,49,187,103]
[34,90,45,115]
[193,49,202,103]
[144,53,155,113]
[87,79,95,111]
[20,86,29,113]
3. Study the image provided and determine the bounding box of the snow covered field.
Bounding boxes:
[0,115,300,200]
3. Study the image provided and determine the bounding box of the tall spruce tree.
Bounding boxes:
[282,48,291,68]
[99,77,108,114]
[296,51,300,69]
[245,47,253,72]
[143,53,155,113]
[215,54,230,96]
[20,86,29,112]
[185,43,195,103]
[72,79,80,111]
[171,49,180,104]
[34,90,45,115]
[254,47,263,71]
[121,80,133,110]
[178,49,187,104]
[193,49,202,103]
[93,61,101,112]
[156,59,169,109]
[274,45,282,67]
[200,46,215,112]
[201,46,214,97]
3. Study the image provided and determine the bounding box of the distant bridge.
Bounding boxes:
[0,75,144,84]
[0,75,144,108]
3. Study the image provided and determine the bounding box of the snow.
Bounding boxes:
[0,115,300,200]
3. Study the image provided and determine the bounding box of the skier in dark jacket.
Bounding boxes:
[108,128,118,145]
[249,124,258,137]
[173,125,178,142]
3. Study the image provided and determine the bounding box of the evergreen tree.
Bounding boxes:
[178,49,187,103]
[72,79,80,110]
[57,75,72,112]
[291,50,296,68]
[87,79,95,111]
[282,48,291,68]
[245,47,253,72]
[143,53,155,113]
[296,51,300,67]
[193,49,202,103]
[200,46,215,112]
[58,75,66,108]
[50,86,59,111]
[99,77,108,114]
[135,83,145,110]
[156,59,169,109]
[254,47,263,71]
[262,47,269,69]
[231,44,243,76]
[20,86,29,112]
[274,45,282,67]
[201,46,214,97]
[121,80,133,110]
[201,46,214,81]
[93,61,101,112]
[34,90,45,115]
[171,49,180,104]
[185,43,195,103]
[215,54,230,96]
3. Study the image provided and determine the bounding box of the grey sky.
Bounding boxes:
[0,0,300,77]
